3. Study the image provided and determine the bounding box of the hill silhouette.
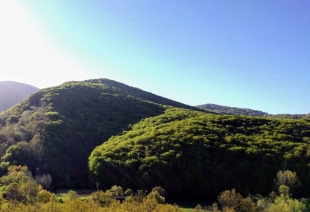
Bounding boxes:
[198,103,309,119]
[0,81,39,112]
[197,103,268,116]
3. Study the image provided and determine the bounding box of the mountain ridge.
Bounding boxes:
[197,103,309,119]
[0,81,39,112]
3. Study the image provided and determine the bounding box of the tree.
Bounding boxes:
[194,204,203,212]
[91,190,112,207]
[35,174,52,189]
[3,183,24,201]
[276,170,300,188]
[107,185,123,196]
[146,190,165,204]
[36,189,53,203]
[67,190,79,200]
[19,178,40,203]
[124,188,133,196]
[217,189,258,212]
[151,186,166,197]
[267,195,307,212]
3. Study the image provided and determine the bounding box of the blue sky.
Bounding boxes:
[1,1,309,114]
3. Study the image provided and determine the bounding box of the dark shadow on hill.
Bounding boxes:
[43,90,166,189]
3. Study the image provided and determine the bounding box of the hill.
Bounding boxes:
[0,81,39,112]
[197,103,268,116]
[89,107,310,200]
[197,103,309,119]
[0,78,199,189]
[2,78,310,201]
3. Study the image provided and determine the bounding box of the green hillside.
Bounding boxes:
[2,78,310,202]
[89,107,310,200]
[0,81,39,112]
[0,79,197,189]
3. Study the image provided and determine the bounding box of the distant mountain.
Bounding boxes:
[197,103,309,119]
[197,103,268,116]
[0,81,39,112]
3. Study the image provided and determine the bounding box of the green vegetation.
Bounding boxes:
[90,107,310,200]
[211,170,308,212]
[0,79,198,189]
[0,165,181,211]
[0,165,308,211]
[1,78,310,208]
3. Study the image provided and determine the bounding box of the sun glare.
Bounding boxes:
[0,1,87,88]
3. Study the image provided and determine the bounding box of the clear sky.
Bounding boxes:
[1,1,309,114]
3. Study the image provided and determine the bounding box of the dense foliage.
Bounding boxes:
[0,79,196,189]
[90,107,310,200]
[212,170,308,212]
[0,166,180,211]
[1,78,310,204]
[0,81,39,112]
[266,114,310,119]
[0,166,308,212]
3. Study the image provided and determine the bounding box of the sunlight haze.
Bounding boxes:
[1,0,309,114]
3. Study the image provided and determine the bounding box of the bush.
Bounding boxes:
[3,183,24,201]
[91,190,112,207]
[36,190,53,203]
[217,189,258,212]
[8,115,19,124]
